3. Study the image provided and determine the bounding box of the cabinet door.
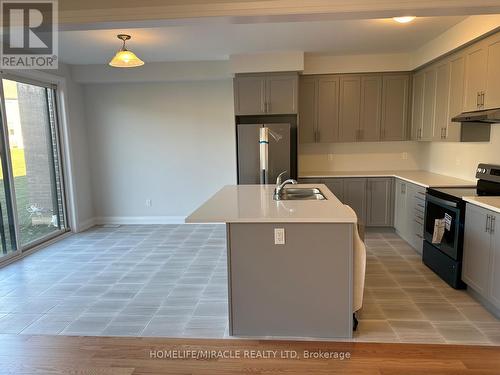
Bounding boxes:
[422,68,437,141]
[485,35,500,110]
[343,178,366,225]
[366,178,394,227]
[381,74,409,141]
[464,44,488,112]
[360,75,382,141]
[433,62,451,142]
[317,76,340,143]
[234,76,266,115]
[489,213,500,309]
[298,77,318,144]
[266,74,298,114]
[323,178,344,202]
[411,71,425,140]
[447,55,466,142]
[463,204,492,295]
[339,75,361,142]
[394,179,407,235]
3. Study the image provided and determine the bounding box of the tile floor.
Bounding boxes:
[0,224,499,345]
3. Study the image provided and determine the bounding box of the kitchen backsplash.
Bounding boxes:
[299,141,423,172]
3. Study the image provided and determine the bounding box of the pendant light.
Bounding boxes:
[109,34,144,68]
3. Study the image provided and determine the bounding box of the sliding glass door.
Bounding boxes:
[0,75,67,255]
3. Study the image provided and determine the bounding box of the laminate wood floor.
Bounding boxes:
[1,334,500,375]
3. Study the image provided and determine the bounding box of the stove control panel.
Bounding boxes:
[476,163,500,182]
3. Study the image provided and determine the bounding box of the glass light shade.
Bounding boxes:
[393,16,416,23]
[109,50,144,68]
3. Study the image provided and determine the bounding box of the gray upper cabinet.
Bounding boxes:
[317,76,340,143]
[299,72,410,144]
[339,75,361,142]
[446,55,466,142]
[298,75,339,144]
[266,74,299,114]
[433,62,451,141]
[485,33,500,110]
[411,71,424,140]
[298,77,317,144]
[463,42,488,112]
[421,68,437,141]
[360,75,382,142]
[380,74,409,141]
[366,178,394,227]
[234,75,266,115]
[342,178,367,225]
[234,73,298,116]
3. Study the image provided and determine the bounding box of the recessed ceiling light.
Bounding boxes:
[393,16,416,23]
[109,34,145,68]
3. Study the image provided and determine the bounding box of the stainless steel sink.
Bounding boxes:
[274,187,326,201]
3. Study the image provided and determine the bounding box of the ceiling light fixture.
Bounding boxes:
[393,16,416,24]
[109,34,144,68]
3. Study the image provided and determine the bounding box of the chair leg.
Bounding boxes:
[353,313,358,331]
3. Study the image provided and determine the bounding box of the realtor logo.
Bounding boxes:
[1,0,58,69]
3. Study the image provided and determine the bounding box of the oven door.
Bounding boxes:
[424,194,461,260]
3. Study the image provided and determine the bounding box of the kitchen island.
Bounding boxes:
[186,184,357,339]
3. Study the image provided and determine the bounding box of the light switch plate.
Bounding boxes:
[274,228,285,245]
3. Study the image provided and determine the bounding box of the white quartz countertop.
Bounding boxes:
[186,184,357,224]
[464,196,500,214]
[300,170,475,188]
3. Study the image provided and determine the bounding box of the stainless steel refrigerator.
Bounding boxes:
[237,123,291,184]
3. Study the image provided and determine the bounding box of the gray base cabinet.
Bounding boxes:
[343,178,367,225]
[463,203,500,316]
[300,177,394,227]
[393,179,425,253]
[228,223,353,338]
[366,178,394,227]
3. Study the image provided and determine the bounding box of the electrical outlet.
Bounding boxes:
[328,154,334,162]
[146,199,152,207]
[402,152,408,160]
[274,228,285,245]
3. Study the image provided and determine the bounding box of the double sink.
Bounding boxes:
[274,187,326,201]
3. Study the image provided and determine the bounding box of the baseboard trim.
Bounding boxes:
[76,217,97,232]
[95,216,187,225]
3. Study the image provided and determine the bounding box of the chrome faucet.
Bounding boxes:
[274,171,297,200]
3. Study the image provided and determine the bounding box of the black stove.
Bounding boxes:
[423,164,500,289]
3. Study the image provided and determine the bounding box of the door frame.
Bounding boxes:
[0,70,74,261]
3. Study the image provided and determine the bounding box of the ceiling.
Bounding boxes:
[59,16,467,65]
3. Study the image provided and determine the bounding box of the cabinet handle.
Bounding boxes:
[477,92,481,109]
[486,214,491,233]
[482,92,485,107]
[491,216,496,234]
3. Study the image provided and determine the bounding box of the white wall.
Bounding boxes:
[420,127,500,181]
[303,53,411,74]
[83,79,236,223]
[299,142,423,173]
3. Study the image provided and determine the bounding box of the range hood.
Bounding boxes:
[452,108,500,124]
